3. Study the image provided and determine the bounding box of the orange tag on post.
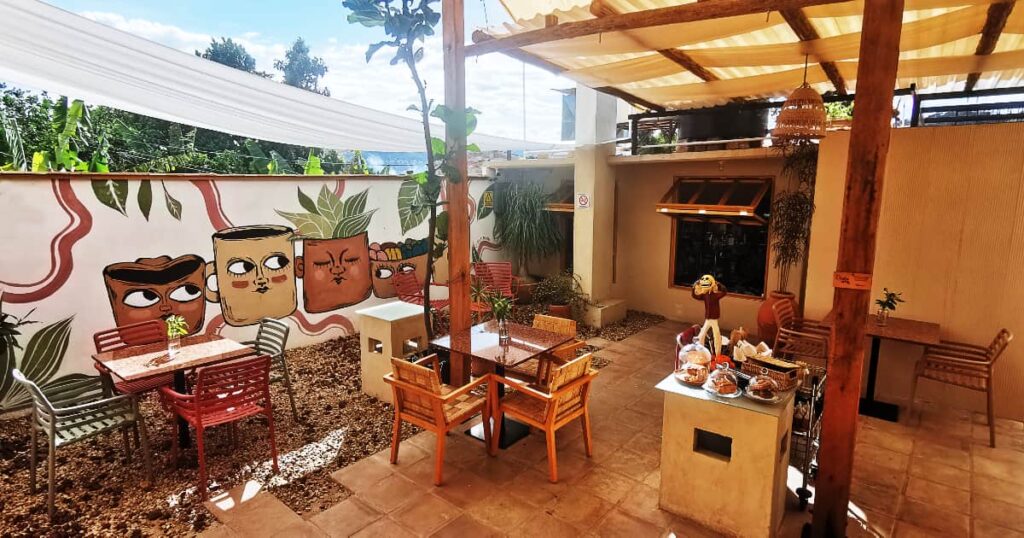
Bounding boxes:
[833,272,872,290]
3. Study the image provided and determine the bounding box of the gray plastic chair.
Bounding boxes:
[12,369,152,520]
[242,318,298,420]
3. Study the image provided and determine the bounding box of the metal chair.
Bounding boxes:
[508,314,586,387]
[241,318,298,421]
[491,353,597,482]
[910,329,1013,447]
[13,369,153,521]
[159,353,279,500]
[93,320,173,396]
[771,299,830,363]
[472,261,518,301]
[384,354,492,486]
[393,270,451,312]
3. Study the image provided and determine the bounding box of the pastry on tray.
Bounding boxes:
[748,377,777,400]
[677,362,708,385]
[711,375,738,395]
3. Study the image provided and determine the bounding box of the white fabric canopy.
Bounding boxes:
[0,0,556,152]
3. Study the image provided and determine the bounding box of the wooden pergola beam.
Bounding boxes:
[779,8,848,94]
[811,0,905,536]
[965,1,1017,91]
[595,86,666,111]
[465,0,848,56]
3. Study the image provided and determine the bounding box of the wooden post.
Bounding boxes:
[811,1,904,536]
[442,0,472,386]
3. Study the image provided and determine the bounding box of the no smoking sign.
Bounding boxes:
[576,192,591,209]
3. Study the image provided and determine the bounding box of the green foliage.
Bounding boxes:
[494,182,563,277]
[0,310,86,412]
[196,37,271,77]
[825,101,854,120]
[770,140,819,291]
[274,38,330,96]
[477,184,495,220]
[533,272,589,318]
[486,294,514,321]
[0,105,26,170]
[0,298,37,404]
[875,288,905,312]
[165,315,189,338]
[276,185,377,239]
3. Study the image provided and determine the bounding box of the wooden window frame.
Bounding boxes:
[656,177,771,224]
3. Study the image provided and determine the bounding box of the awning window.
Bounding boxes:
[656,177,771,224]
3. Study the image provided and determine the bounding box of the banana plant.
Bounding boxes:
[0,106,27,171]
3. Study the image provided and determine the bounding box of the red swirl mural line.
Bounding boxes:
[334,179,346,198]
[202,314,227,336]
[290,310,355,337]
[1,178,93,304]
[190,179,234,231]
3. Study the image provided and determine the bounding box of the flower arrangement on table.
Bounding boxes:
[874,288,905,326]
[165,315,189,356]
[486,293,514,345]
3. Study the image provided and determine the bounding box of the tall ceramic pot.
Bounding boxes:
[756,291,795,347]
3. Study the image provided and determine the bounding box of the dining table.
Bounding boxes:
[91,334,254,448]
[430,320,573,449]
[824,312,940,422]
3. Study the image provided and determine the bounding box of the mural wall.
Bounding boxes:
[0,174,503,410]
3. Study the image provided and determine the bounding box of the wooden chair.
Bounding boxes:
[508,315,586,387]
[771,299,830,363]
[93,320,173,396]
[473,261,518,301]
[241,318,299,421]
[384,355,492,486]
[159,353,279,499]
[910,329,1012,447]
[13,369,153,521]
[491,353,597,482]
[393,270,451,311]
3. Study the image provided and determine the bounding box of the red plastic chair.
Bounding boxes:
[93,320,174,395]
[473,262,518,301]
[159,353,279,499]
[393,270,450,311]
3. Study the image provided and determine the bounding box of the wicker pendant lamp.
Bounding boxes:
[772,56,827,143]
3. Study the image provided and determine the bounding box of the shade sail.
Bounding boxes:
[0,0,557,152]
[484,0,1024,109]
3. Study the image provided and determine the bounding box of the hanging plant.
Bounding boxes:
[770,141,818,293]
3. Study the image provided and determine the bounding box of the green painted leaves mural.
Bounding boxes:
[163,181,183,220]
[0,314,91,412]
[138,179,153,220]
[398,178,429,234]
[277,185,376,239]
[91,179,129,216]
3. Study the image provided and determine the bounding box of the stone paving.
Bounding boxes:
[200,320,1024,537]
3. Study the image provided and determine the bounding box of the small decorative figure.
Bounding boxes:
[691,274,728,356]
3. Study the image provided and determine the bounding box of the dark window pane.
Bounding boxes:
[675,180,702,203]
[729,181,764,207]
[672,216,769,297]
[694,181,731,205]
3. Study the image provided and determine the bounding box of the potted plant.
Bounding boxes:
[533,272,588,320]
[487,293,514,345]
[825,101,854,130]
[874,288,904,326]
[493,181,562,301]
[165,315,189,357]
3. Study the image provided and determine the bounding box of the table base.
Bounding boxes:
[173,371,191,448]
[859,397,900,422]
[467,416,531,449]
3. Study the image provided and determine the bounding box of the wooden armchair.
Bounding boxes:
[385,355,492,485]
[508,314,586,387]
[772,299,830,362]
[491,353,597,482]
[910,328,1012,447]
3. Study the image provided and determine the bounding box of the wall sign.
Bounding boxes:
[576,192,591,209]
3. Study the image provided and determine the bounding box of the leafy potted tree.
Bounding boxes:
[493,181,562,302]
[533,272,588,320]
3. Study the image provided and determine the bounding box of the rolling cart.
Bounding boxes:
[790,362,826,510]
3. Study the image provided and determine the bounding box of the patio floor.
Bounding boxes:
[200,320,1024,537]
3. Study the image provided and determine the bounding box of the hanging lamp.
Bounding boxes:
[772,56,827,144]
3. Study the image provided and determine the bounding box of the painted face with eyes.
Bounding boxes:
[102,255,207,332]
[295,235,372,313]
[206,225,297,327]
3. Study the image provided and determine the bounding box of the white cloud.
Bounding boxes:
[78,11,572,143]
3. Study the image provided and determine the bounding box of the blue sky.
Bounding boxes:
[43,0,570,142]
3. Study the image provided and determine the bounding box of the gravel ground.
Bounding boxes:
[0,308,662,537]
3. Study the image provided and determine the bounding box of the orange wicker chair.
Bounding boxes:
[771,299,830,363]
[508,315,586,387]
[385,355,492,485]
[910,329,1013,447]
[491,353,597,482]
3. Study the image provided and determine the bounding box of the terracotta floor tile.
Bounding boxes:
[644,468,661,489]
[662,515,724,538]
[974,519,1024,538]
[505,468,569,507]
[351,517,416,538]
[429,469,497,509]
[396,456,442,488]
[371,440,430,470]
[850,480,903,517]
[531,450,599,483]
[463,492,535,530]
[853,458,908,491]
[430,514,502,538]
[330,456,394,494]
[390,492,462,537]
[973,454,1024,485]
[619,482,676,528]
[971,444,1024,465]
[625,431,663,459]
[892,521,945,538]
[897,498,970,536]
[904,477,970,514]
[358,474,424,514]
[309,497,382,538]
[907,457,970,491]
[573,467,640,505]
[594,446,660,482]
[973,494,1024,532]
[847,508,895,538]
[911,440,970,471]
[512,512,581,537]
[860,425,915,455]
[269,521,328,537]
[463,453,524,486]
[593,508,662,537]
[972,413,1024,432]
[855,443,910,474]
[590,421,642,449]
[205,487,306,537]
[549,489,614,530]
[973,474,1024,507]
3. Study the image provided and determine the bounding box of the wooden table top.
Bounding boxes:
[823,312,940,346]
[91,334,253,381]
[430,321,573,368]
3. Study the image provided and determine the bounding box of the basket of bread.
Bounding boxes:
[738,343,801,391]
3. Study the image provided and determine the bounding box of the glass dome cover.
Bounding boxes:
[704,364,740,397]
[746,368,781,402]
[675,361,709,386]
[679,343,712,367]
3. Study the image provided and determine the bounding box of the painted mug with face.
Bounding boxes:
[103,254,207,334]
[295,232,372,313]
[205,225,297,327]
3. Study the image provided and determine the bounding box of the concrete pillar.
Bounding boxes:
[573,85,625,326]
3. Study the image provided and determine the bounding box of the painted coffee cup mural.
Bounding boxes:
[277,185,377,312]
[102,254,207,335]
[370,238,430,298]
[205,224,298,327]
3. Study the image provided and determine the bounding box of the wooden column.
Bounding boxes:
[442,0,472,385]
[811,1,904,536]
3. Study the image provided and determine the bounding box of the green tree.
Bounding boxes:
[274,38,330,96]
[195,37,271,77]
